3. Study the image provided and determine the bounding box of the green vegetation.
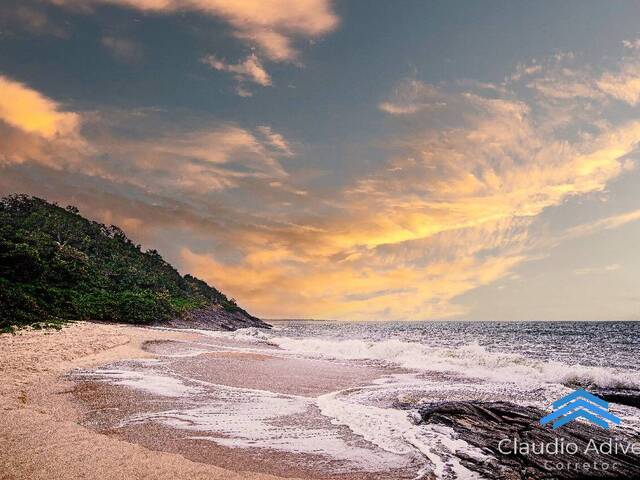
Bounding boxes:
[0,194,246,331]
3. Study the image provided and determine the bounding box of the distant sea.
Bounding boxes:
[271,320,640,375]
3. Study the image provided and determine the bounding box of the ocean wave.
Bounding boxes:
[269,335,640,390]
[198,326,276,344]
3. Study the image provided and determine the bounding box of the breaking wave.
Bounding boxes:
[268,335,640,390]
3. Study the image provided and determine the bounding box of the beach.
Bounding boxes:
[0,322,294,480]
[2,320,640,480]
[3,3,640,478]
[0,322,422,480]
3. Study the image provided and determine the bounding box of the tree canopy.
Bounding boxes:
[0,194,246,331]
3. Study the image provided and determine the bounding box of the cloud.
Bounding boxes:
[101,36,143,63]
[623,38,640,50]
[4,46,640,320]
[202,54,271,96]
[46,0,339,96]
[0,74,87,167]
[257,125,293,156]
[50,0,339,61]
[0,75,80,139]
[596,63,640,105]
[0,75,291,195]
[180,244,525,320]
[574,264,621,276]
[74,111,295,197]
[514,50,640,107]
[0,2,68,37]
[201,0,339,62]
[197,50,640,319]
[378,80,448,115]
[562,208,640,240]
[364,93,639,252]
[145,125,290,181]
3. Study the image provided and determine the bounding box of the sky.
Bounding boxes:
[1,1,640,321]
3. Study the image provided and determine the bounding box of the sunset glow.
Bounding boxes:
[2,1,640,320]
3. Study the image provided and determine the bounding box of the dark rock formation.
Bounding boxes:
[161,304,271,331]
[591,388,640,409]
[414,401,640,479]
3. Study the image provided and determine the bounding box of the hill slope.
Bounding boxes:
[0,194,269,331]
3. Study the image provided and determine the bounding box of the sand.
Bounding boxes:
[0,322,295,480]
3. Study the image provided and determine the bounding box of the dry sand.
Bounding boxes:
[0,321,296,480]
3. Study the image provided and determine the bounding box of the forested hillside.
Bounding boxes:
[0,194,264,331]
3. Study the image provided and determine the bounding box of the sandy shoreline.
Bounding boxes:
[5,320,639,479]
[0,321,296,480]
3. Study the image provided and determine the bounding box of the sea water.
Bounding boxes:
[267,320,640,387]
[72,321,640,479]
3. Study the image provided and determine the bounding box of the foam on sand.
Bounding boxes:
[75,366,203,397]
[122,377,418,473]
[317,387,491,479]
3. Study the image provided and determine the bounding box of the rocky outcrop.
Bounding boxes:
[161,304,271,331]
[413,401,640,479]
[591,388,640,409]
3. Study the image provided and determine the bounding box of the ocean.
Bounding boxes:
[270,320,640,382]
[70,321,640,479]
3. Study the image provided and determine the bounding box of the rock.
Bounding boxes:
[159,304,271,331]
[414,401,640,479]
[591,388,640,409]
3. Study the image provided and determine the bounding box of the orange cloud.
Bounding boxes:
[174,53,640,319]
[0,75,79,139]
[180,244,525,320]
[0,74,86,168]
[4,47,640,321]
[597,63,640,105]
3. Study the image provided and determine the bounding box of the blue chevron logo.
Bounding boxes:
[540,389,621,430]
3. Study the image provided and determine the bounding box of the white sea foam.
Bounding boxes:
[197,327,275,344]
[317,387,492,479]
[317,390,420,455]
[417,424,489,480]
[125,382,415,472]
[268,336,640,389]
[162,325,640,391]
[78,323,640,479]
[86,367,203,397]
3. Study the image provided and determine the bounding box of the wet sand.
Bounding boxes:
[0,322,418,480]
[68,336,419,479]
[0,322,292,480]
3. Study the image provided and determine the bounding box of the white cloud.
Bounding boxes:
[378,79,447,115]
[623,38,640,50]
[202,54,271,96]
[515,50,640,107]
[596,63,640,105]
[257,125,293,156]
[574,264,621,275]
[562,208,640,240]
[83,118,294,194]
